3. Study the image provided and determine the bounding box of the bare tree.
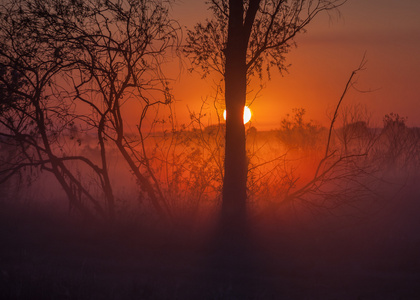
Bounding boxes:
[185,0,346,230]
[0,0,179,221]
[57,0,180,220]
[0,0,109,219]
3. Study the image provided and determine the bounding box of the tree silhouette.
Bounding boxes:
[185,0,346,233]
[0,0,107,219]
[0,0,178,220]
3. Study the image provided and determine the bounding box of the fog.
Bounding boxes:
[1,114,420,299]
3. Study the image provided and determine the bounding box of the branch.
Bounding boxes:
[243,0,261,41]
[324,53,367,158]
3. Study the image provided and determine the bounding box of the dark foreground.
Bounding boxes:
[1,187,420,300]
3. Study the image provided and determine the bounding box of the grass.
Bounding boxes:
[1,123,420,299]
[1,177,420,300]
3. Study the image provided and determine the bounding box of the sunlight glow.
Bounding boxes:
[223,106,252,124]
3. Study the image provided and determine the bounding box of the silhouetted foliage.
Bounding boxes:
[383,112,407,130]
[185,0,345,80]
[185,0,346,230]
[380,113,419,170]
[0,0,179,220]
[2,0,417,234]
[278,108,324,149]
[1,2,420,298]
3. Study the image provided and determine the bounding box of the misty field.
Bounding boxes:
[1,0,419,298]
[1,115,420,299]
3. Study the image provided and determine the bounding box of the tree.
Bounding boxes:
[0,0,108,219]
[0,0,178,221]
[185,0,346,231]
[56,0,179,220]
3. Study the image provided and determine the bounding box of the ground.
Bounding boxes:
[1,186,420,300]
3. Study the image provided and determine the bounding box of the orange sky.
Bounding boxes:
[169,0,420,130]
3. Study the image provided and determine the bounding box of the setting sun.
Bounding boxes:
[223,106,252,124]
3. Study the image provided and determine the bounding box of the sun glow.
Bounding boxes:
[223,106,252,124]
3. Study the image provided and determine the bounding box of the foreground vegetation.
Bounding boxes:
[1,1,419,297]
[1,108,420,298]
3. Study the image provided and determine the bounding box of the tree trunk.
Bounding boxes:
[221,0,248,233]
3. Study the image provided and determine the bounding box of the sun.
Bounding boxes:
[223,106,252,124]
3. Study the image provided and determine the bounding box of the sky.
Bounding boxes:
[169,0,420,130]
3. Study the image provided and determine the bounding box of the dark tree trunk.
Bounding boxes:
[221,0,249,233]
